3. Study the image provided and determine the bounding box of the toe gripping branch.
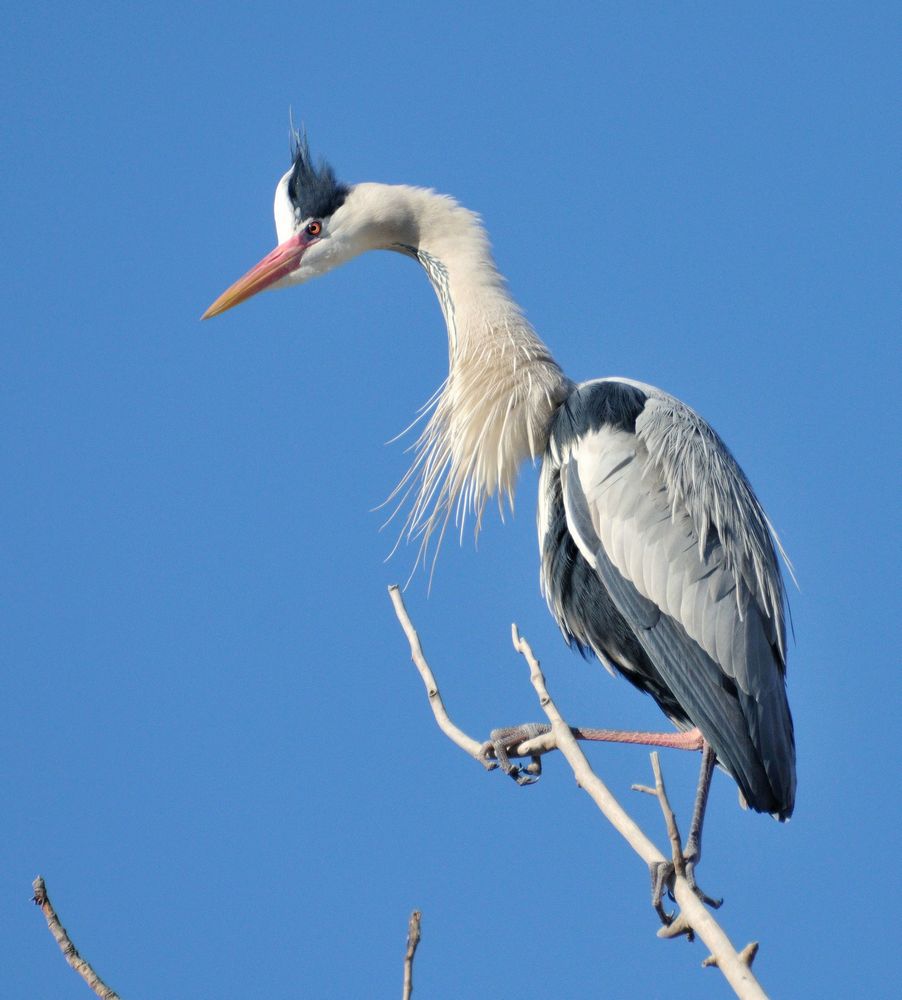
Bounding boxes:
[633,747,722,930]
[479,723,552,785]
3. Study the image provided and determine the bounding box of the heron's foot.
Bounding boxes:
[649,859,677,926]
[680,742,721,908]
[648,853,722,926]
[478,723,551,785]
[683,849,723,910]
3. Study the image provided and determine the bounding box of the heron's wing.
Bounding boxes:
[635,391,789,653]
[554,381,795,815]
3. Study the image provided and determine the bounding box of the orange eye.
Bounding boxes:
[306,220,322,237]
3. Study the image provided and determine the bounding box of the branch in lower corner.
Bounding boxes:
[32,876,121,1000]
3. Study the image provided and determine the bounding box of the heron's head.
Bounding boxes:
[203,136,369,319]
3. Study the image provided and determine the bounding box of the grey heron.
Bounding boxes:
[203,136,796,887]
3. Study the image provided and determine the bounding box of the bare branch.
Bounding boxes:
[32,876,121,1000]
[510,625,769,999]
[644,752,687,878]
[633,752,692,928]
[387,587,773,999]
[402,909,422,1000]
[389,585,489,764]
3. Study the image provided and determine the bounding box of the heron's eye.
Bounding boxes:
[306,220,323,237]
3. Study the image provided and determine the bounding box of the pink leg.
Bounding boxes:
[482,723,704,785]
[570,725,704,751]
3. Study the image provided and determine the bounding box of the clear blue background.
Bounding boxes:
[3,4,899,997]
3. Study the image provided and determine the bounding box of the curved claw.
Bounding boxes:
[685,859,723,909]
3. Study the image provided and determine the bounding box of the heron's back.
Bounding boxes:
[538,380,795,818]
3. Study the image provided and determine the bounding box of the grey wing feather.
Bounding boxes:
[635,392,790,657]
[558,385,795,816]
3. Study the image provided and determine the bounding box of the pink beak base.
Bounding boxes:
[202,233,305,319]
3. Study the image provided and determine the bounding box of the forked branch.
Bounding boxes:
[389,586,770,1000]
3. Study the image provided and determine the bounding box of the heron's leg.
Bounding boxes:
[647,743,722,917]
[480,724,704,785]
[643,740,721,920]
[683,742,722,908]
[573,725,704,751]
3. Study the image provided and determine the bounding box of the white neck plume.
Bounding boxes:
[348,184,570,565]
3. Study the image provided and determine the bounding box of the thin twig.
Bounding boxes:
[402,909,422,1000]
[389,585,489,764]
[32,876,121,1000]
[633,751,687,877]
[633,752,692,930]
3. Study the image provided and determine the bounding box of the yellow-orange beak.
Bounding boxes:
[202,233,306,319]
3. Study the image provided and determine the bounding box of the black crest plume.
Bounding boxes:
[287,130,349,222]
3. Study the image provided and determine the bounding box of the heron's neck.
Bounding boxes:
[362,184,570,558]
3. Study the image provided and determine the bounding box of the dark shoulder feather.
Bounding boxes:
[551,379,648,448]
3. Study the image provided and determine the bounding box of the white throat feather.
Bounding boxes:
[356,185,569,569]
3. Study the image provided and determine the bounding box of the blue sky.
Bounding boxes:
[3,4,899,997]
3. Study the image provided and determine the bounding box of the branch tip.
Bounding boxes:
[32,875,47,905]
